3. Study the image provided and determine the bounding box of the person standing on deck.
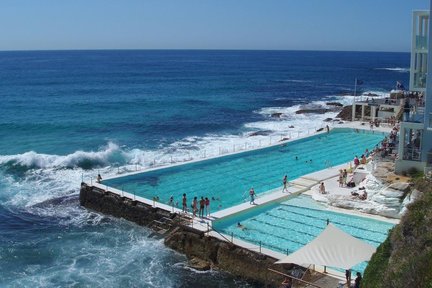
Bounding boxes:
[199,197,205,218]
[249,187,256,204]
[192,197,198,217]
[182,194,187,213]
[283,175,288,192]
[345,269,351,287]
[343,169,348,186]
[205,197,210,216]
[353,272,362,288]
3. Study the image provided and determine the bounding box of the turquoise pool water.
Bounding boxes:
[212,195,394,273]
[103,128,384,211]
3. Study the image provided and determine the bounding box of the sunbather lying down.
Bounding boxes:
[351,190,367,200]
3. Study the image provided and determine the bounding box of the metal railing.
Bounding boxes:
[268,268,323,288]
[89,125,331,177]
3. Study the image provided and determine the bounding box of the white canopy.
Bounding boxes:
[276,223,376,269]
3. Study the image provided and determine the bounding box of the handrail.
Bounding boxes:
[301,264,314,281]
[208,225,234,244]
[267,268,323,288]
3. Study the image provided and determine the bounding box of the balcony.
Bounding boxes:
[403,106,425,123]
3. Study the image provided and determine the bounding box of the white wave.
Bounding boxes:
[0,142,126,170]
[322,90,389,106]
[172,262,217,274]
[376,67,410,73]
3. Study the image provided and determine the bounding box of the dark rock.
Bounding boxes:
[248,130,272,137]
[324,118,333,122]
[316,128,324,132]
[326,102,343,107]
[189,257,211,271]
[271,112,283,118]
[295,109,331,114]
[336,105,353,121]
[289,125,295,128]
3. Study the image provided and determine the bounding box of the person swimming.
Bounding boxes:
[237,222,247,230]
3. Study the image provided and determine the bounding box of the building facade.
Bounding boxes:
[395,8,432,174]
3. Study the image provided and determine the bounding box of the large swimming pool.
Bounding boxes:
[103,128,384,211]
[212,195,394,273]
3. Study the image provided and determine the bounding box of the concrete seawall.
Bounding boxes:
[79,183,295,287]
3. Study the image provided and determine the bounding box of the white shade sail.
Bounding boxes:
[276,223,376,269]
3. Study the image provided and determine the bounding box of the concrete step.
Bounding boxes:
[291,177,319,188]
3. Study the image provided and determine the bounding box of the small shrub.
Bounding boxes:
[407,167,418,176]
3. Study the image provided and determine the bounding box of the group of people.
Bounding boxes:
[181,193,211,218]
[353,154,367,168]
[351,187,368,200]
[372,128,398,159]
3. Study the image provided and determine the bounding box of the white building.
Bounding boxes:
[395,8,432,174]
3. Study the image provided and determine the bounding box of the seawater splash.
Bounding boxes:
[376,67,410,73]
[0,142,126,171]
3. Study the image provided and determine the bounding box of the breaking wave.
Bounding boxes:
[376,67,410,73]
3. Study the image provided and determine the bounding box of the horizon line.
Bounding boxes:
[0,48,410,54]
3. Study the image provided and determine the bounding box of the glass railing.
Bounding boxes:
[403,147,422,161]
[413,72,427,89]
[416,35,428,50]
[403,110,424,123]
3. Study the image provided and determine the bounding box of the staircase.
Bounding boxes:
[148,214,192,238]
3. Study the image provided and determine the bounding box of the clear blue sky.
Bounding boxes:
[0,0,429,52]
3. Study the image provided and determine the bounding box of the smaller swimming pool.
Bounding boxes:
[212,195,394,273]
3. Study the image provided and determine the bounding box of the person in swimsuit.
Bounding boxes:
[199,197,205,218]
[192,197,198,217]
[319,182,326,194]
[249,188,256,204]
[182,193,187,213]
[205,197,210,216]
[283,175,288,192]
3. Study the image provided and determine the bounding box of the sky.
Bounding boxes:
[0,0,429,52]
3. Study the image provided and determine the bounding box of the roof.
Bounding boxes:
[275,223,376,269]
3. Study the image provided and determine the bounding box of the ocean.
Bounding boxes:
[0,50,409,287]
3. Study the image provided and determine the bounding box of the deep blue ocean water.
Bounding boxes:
[0,50,409,287]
